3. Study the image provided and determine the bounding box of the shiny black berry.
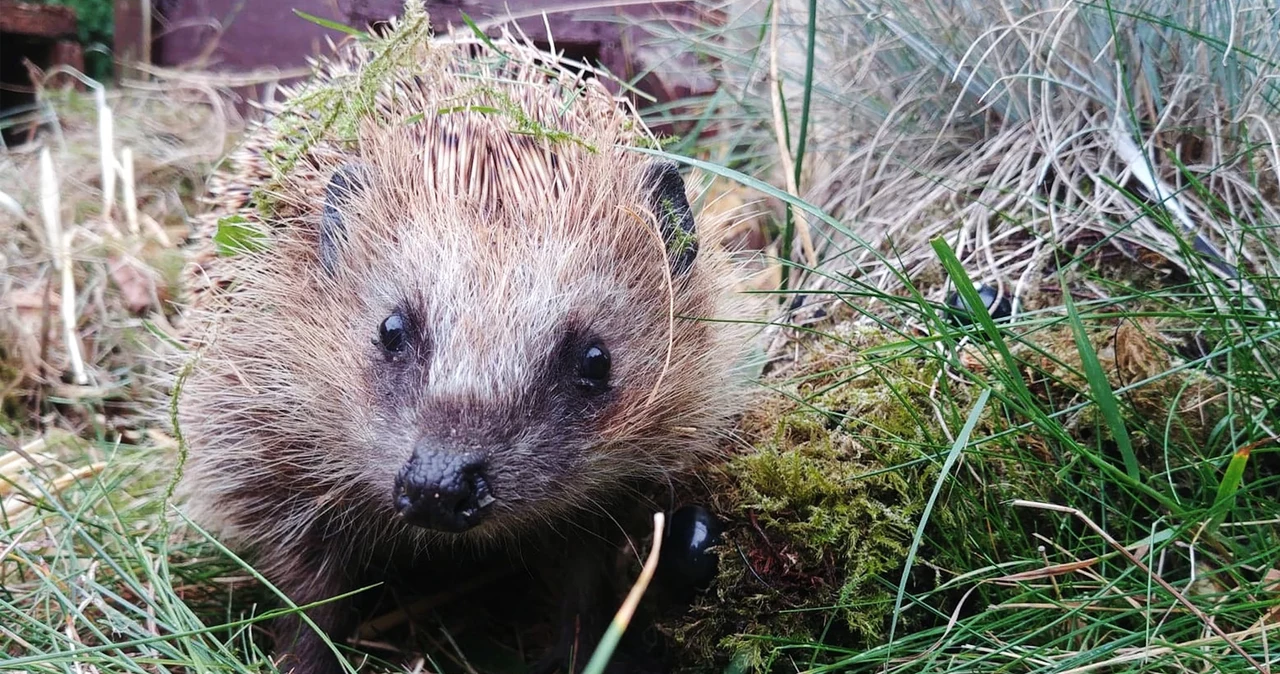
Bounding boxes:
[945,284,1011,326]
[658,505,723,598]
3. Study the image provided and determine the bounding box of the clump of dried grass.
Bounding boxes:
[685,0,1280,318]
[0,71,232,424]
[0,67,247,547]
[0,63,274,671]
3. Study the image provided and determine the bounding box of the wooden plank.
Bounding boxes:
[157,0,348,70]
[49,40,86,89]
[113,0,150,79]
[154,0,353,110]
[149,0,714,112]
[0,2,78,38]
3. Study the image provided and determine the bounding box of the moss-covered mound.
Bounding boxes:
[661,284,1236,671]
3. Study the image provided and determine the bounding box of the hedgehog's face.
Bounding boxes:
[367,302,622,535]
[315,158,712,538]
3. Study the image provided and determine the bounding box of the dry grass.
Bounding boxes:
[1,65,282,673]
[662,0,1280,316]
[1,70,233,405]
[0,68,234,557]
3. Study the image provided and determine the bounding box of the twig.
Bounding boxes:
[39,149,88,385]
[119,148,139,236]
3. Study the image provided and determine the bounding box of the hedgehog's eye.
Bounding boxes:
[378,313,410,355]
[579,343,611,386]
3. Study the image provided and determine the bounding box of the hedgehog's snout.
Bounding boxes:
[393,448,495,533]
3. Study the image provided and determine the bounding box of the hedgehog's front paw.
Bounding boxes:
[529,650,569,674]
[529,630,668,674]
[274,619,350,674]
[529,621,597,674]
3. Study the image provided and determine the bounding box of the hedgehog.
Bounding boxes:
[173,6,754,674]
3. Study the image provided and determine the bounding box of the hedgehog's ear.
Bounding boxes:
[319,162,370,274]
[643,160,698,275]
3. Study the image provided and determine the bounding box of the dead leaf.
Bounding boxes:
[108,255,154,314]
[2,287,55,313]
[1114,318,1165,383]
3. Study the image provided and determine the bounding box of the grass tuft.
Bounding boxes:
[636,0,1280,670]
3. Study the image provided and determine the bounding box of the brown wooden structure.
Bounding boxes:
[112,1,714,113]
[0,2,86,142]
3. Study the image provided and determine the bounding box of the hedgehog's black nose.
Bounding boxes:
[393,449,493,533]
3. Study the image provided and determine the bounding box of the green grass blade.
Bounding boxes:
[887,387,991,649]
[792,0,818,190]
[929,238,1032,402]
[777,77,795,290]
[1063,290,1141,480]
[1205,441,1254,535]
[581,618,626,674]
[292,10,368,39]
[175,511,366,674]
[932,239,1176,510]
[461,12,508,61]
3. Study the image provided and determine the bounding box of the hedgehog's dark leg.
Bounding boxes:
[269,550,360,674]
[531,541,615,674]
[532,539,668,674]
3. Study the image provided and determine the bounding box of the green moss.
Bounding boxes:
[727,421,924,637]
[657,311,1238,671]
[670,285,1244,666]
[664,328,1037,670]
[660,196,698,254]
